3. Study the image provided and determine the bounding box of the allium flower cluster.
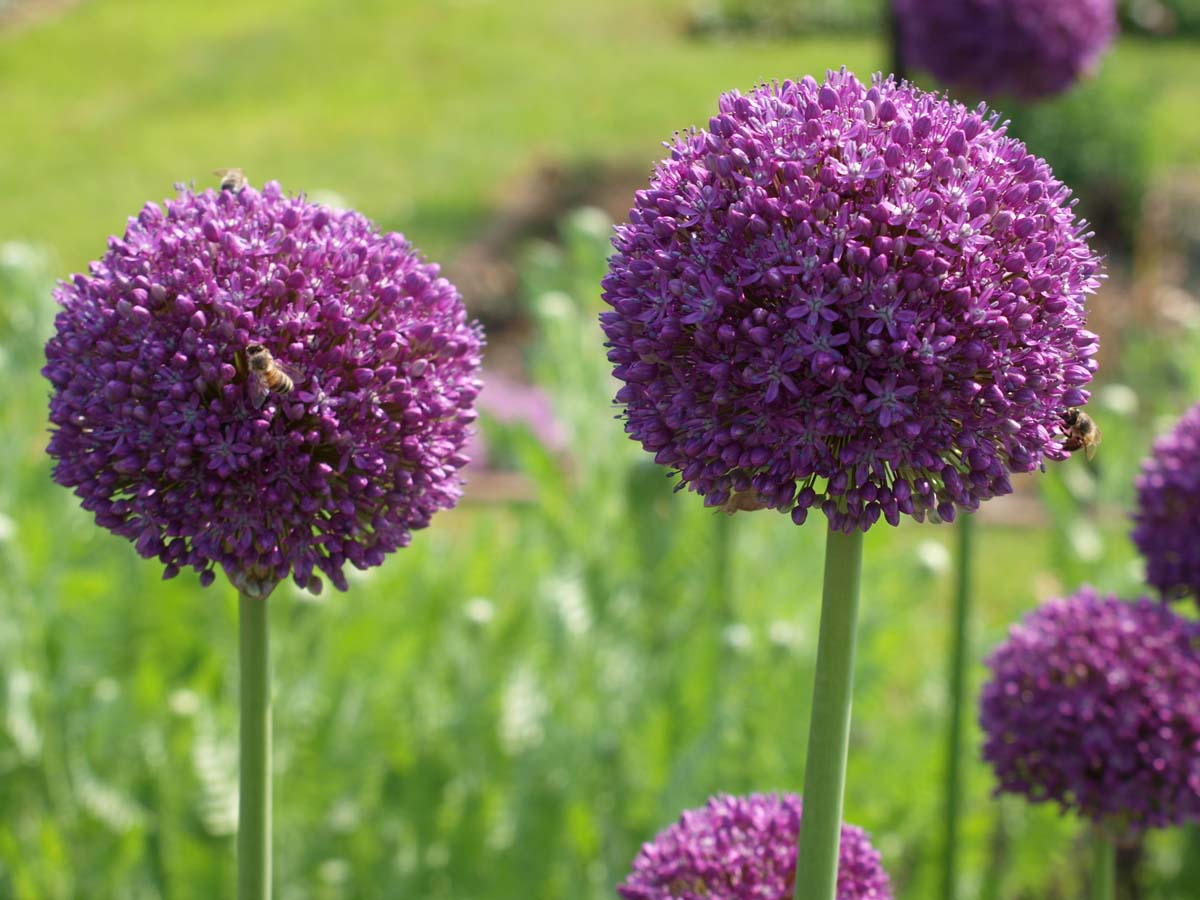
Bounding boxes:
[44,181,483,597]
[1132,403,1200,605]
[980,587,1200,833]
[601,70,1101,532]
[893,0,1117,100]
[618,793,891,900]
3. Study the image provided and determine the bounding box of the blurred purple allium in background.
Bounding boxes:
[979,587,1200,833]
[44,181,483,597]
[601,70,1101,532]
[1132,403,1200,605]
[618,793,892,900]
[465,369,567,467]
[893,0,1117,99]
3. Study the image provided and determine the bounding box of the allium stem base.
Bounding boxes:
[1092,829,1115,900]
[793,525,864,900]
[238,592,272,900]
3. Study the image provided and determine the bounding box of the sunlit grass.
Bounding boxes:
[4,2,1195,269]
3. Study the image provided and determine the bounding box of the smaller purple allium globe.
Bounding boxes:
[980,587,1200,834]
[618,793,892,900]
[44,180,483,598]
[1132,403,1200,605]
[601,70,1101,532]
[894,0,1117,100]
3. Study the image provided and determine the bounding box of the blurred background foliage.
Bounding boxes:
[2,1,1199,898]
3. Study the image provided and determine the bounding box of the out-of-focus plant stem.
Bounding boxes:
[1093,829,1115,900]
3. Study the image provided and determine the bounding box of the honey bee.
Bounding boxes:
[719,487,769,514]
[213,167,248,192]
[242,343,297,408]
[1061,408,1101,460]
[667,877,708,897]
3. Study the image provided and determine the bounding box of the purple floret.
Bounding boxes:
[1133,403,1200,606]
[618,793,892,900]
[44,181,483,597]
[601,70,1101,532]
[980,588,1200,834]
[894,0,1117,100]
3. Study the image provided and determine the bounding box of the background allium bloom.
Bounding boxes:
[618,793,892,900]
[1132,403,1200,604]
[601,70,1101,532]
[893,0,1117,100]
[44,181,483,597]
[980,588,1200,833]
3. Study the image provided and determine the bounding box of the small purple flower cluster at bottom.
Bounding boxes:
[980,587,1200,834]
[618,793,892,900]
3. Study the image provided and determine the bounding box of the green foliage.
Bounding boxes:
[1005,70,1152,254]
[690,0,885,38]
[2,215,1197,898]
[1122,0,1200,36]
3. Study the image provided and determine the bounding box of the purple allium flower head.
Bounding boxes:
[601,70,1101,532]
[980,587,1200,833]
[618,793,892,900]
[1132,403,1200,605]
[44,181,483,598]
[893,0,1117,100]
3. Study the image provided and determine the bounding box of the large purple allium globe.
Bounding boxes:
[1132,403,1200,605]
[618,793,892,900]
[600,70,1101,532]
[893,0,1117,100]
[44,180,483,597]
[980,588,1200,833]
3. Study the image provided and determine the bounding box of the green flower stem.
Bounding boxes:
[941,512,975,900]
[715,512,733,621]
[1092,829,1115,900]
[238,592,272,900]
[793,525,864,900]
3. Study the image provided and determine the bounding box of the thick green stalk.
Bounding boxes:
[793,525,864,900]
[941,513,974,900]
[1092,829,1115,900]
[238,592,272,900]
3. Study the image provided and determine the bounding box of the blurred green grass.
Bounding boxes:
[2,1,1198,268]
[3,2,1200,898]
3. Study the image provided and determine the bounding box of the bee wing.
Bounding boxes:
[1086,428,1101,460]
[248,374,271,409]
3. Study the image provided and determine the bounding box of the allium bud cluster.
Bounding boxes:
[980,588,1200,833]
